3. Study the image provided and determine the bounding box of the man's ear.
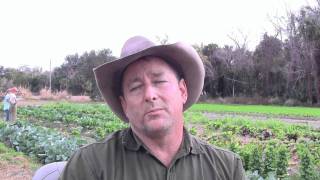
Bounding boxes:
[120,96,127,115]
[179,79,188,104]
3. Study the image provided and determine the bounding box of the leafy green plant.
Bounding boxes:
[71,127,82,137]
[245,170,277,180]
[285,125,301,142]
[249,144,263,174]
[239,143,256,171]
[0,120,86,164]
[276,145,289,178]
[262,142,277,178]
[297,145,319,180]
[188,126,197,136]
[18,102,128,140]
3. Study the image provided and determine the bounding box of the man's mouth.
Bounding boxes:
[145,108,164,115]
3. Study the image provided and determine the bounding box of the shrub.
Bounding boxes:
[268,97,283,105]
[284,99,301,106]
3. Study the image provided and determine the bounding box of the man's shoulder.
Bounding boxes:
[189,135,245,179]
[191,135,241,161]
[80,128,127,152]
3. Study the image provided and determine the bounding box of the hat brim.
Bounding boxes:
[93,42,204,122]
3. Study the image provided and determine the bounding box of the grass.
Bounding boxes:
[190,103,320,119]
[0,142,41,171]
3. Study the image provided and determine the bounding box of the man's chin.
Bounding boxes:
[143,121,172,137]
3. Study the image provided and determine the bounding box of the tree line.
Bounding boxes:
[198,4,320,104]
[1,3,320,105]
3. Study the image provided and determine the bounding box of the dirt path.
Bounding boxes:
[204,112,320,129]
[0,157,34,180]
[0,165,33,180]
[17,99,56,107]
[16,96,92,107]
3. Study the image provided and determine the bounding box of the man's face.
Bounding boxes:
[120,57,188,137]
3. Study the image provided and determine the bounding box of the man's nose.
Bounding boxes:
[144,84,157,102]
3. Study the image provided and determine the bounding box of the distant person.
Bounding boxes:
[9,87,18,121]
[2,87,18,121]
[59,36,245,180]
[3,90,10,121]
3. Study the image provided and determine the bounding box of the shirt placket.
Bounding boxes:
[165,146,189,180]
[166,166,175,180]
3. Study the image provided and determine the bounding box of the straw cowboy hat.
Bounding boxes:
[93,36,205,122]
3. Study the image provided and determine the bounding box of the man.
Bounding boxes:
[60,36,245,180]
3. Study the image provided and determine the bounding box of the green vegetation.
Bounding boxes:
[0,120,86,164]
[0,102,319,179]
[186,104,320,179]
[0,141,41,170]
[297,143,320,180]
[18,102,127,140]
[191,103,320,118]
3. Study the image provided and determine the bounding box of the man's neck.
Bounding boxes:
[133,125,184,167]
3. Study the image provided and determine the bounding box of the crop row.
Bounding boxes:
[0,120,86,164]
[205,117,320,142]
[18,103,127,140]
[200,117,320,179]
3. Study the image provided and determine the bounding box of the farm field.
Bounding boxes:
[191,103,320,119]
[0,102,319,179]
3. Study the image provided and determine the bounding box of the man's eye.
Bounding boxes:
[129,85,142,92]
[155,80,166,84]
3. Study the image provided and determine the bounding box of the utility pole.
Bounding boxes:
[49,59,52,94]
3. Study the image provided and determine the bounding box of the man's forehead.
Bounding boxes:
[127,57,168,69]
[122,57,173,79]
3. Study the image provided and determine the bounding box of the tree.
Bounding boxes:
[296,5,320,104]
[253,34,286,97]
[52,49,116,99]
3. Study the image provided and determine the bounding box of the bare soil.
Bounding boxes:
[0,157,34,180]
[17,96,91,107]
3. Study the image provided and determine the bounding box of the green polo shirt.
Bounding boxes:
[60,128,245,180]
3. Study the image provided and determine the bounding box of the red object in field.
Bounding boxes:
[8,87,18,93]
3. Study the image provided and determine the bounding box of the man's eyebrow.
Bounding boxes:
[126,77,141,86]
[150,72,163,77]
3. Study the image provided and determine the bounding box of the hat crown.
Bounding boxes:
[120,36,156,58]
[8,87,18,92]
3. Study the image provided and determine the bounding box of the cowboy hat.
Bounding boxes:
[93,36,205,122]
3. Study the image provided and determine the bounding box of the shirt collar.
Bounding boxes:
[122,127,203,155]
[122,128,143,151]
[180,127,203,155]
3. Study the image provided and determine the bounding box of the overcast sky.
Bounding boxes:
[0,0,318,71]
